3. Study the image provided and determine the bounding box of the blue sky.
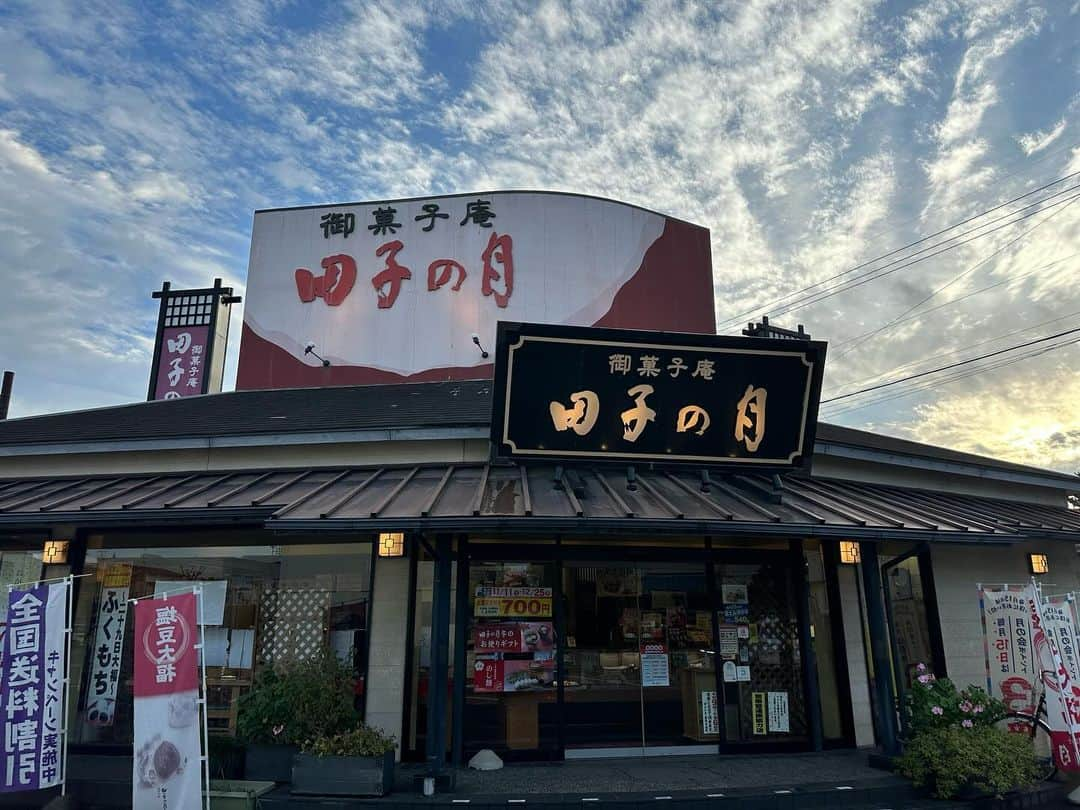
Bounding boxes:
[0,0,1077,470]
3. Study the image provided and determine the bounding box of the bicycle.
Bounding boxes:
[993,672,1058,782]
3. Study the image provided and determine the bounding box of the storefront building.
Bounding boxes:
[0,192,1077,800]
[0,378,1078,786]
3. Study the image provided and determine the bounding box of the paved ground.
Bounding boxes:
[400,749,895,794]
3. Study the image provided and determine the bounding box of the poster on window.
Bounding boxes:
[1028,591,1080,771]
[474,622,555,653]
[473,586,552,618]
[701,691,719,735]
[132,592,202,810]
[751,692,767,735]
[979,585,1038,713]
[640,642,670,687]
[767,691,790,733]
[85,587,129,727]
[721,583,748,605]
[0,581,68,793]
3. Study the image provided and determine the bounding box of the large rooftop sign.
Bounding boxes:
[236,191,714,389]
[491,322,826,469]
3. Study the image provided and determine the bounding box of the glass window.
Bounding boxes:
[404,555,457,761]
[69,541,372,745]
[464,561,558,760]
[806,542,846,741]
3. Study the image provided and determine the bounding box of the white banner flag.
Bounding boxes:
[1028,588,1080,771]
[979,585,1037,712]
[133,592,203,810]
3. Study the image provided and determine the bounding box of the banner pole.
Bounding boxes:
[978,583,993,694]
[60,575,74,798]
[194,586,211,810]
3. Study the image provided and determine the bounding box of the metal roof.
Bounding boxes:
[1,464,1077,543]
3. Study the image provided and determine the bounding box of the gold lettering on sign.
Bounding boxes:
[608,353,632,375]
[735,385,767,452]
[676,405,711,436]
[621,385,656,443]
[550,391,601,436]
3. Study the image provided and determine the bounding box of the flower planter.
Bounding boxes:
[243,743,299,782]
[290,751,395,797]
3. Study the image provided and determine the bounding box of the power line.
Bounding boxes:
[758,189,1080,322]
[825,252,1071,356]
[827,253,1078,355]
[826,306,1080,396]
[830,195,1080,359]
[717,169,1080,329]
[820,326,1080,404]
[821,336,1080,419]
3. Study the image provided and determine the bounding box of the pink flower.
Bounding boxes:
[916,663,927,673]
[973,705,984,714]
[272,724,285,737]
[918,674,933,684]
[962,719,973,728]
[931,706,944,716]
[960,701,973,713]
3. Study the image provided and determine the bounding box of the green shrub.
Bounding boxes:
[237,648,359,746]
[896,724,1042,799]
[896,663,1040,799]
[302,725,396,758]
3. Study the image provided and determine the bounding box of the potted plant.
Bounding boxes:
[292,725,397,797]
[895,664,1042,800]
[237,649,359,782]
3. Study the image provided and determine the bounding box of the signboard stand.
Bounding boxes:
[129,585,211,810]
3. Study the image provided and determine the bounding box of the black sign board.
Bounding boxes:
[491,322,827,469]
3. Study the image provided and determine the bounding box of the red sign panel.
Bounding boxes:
[474,622,554,653]
[153,326,210,400]
[133,592,199,697]
[237,191,715,390]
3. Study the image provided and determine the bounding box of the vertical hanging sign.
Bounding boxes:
[85,587,129,726]
[132,592,202,810]
[0,581,69,793]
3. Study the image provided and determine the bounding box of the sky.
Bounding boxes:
[0,0,1077,472]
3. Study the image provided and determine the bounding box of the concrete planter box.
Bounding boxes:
[209,779,275,810]
[243,744,298,783]
[290,751,395,797]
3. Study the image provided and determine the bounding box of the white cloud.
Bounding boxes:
[1016,118,1068,156]
[0,0,1077,475]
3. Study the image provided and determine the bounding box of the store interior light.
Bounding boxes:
[42,539,70,565]
[1030,553,1049,575]
[378,532,406,558]
[839,541,861,565]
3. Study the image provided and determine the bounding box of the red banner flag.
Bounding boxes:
[132,592,202,810]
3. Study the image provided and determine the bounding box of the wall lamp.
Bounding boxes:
[839,541,861,565]
[1029,553,1049,575]
[42,539,70,565]
[378,532,406,558]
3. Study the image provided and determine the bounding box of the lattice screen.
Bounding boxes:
[257,588,331,664]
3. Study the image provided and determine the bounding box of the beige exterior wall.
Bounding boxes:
[931,539,1080,693]
[364,555,411,760]
[812,455,1070,507]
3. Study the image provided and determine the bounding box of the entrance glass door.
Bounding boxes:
[562,561,716,755]
[714,560,807,744]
